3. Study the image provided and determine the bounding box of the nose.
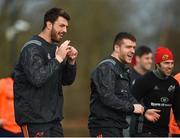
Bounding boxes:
[149,59,153,64]
[63,27,67,33]
[131,47,135,54]
[168,63,174,69]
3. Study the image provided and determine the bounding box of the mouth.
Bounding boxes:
[165,69,173,75]
[167,70,172,73]
[127,54,133,59]
[125,54,133,63]
[60,33,64,37]
[57,33,64,38]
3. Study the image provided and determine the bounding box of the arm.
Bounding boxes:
[62,61,76,86]
[128,70,139,107]
[62,46,78,85]
[172,82,180,128]
[92,64,134,113]
[0,80,5,126]
[21,45,62,87]
[129,92,138,104]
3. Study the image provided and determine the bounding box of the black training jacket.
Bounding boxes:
[13,35,76,125]
[132,71,180,133]
[88,56,138,129]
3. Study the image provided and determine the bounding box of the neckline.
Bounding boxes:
[33,35,51,46]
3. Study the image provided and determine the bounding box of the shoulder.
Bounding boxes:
[94,57,119,74]
[0,78,11,89]
[21,37,43,54]
[97,58,116,69]
[138,71,154,81]
[174,73,180,84]
[169,76,180,86]
[0,78,5,85]
[0,77,11,83]
[91,58,117,77]
[129,68,140,78]
[132,71,155,87]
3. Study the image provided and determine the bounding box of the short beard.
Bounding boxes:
[51,28,61,43]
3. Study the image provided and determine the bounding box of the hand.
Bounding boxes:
[55,40,71,63]
[144,109,161,122]
[67,46,78,65]
[133,104,144,115]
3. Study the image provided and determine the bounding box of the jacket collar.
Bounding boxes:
[110,56,129,72]
[153,69,169,80]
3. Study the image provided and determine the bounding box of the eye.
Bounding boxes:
[126,45,131,48]
[59,24,65,27]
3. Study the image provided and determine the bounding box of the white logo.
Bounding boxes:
[168,85,175,93]
[160,97,169,103]
[119,74,123,78]
[153,85,159,90]
[121,89,127,93]
[132,80,136,85]
[48,53,51,59]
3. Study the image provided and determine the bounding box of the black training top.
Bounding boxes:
[13,35,76,125]
[129,68,142,86]
[88,56,138,129]
[132,71,180,132]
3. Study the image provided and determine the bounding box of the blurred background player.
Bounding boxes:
[123,45,153,137]
[169,73,180,137]
[127,46,153,137]
[0,75,23,137]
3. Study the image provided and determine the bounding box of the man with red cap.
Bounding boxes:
[131,47,180,136]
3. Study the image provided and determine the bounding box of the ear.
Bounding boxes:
[46,21,52,30]
[114,44,120,52]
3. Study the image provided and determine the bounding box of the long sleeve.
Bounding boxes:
[92,64,134,113]
[0,80,3,120]
[62,62,76,86]
[129,92,138,104]
[172,82,180,128]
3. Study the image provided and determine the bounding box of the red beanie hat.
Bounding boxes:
[155,47,174,64]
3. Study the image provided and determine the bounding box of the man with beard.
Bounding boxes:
[13,8,78,137]
[130,46,152,86]
[128,46,153,136]
[88,32,144,137]
[131,47,180,137]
